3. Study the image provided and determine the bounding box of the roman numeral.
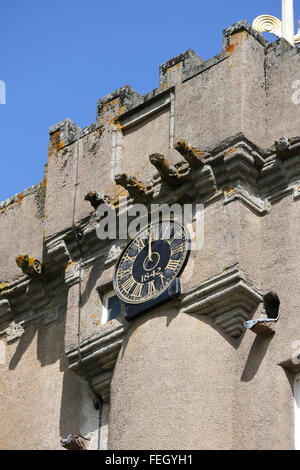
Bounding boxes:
[166,259,180,271]
[168,230,182,245]
[134,238,145,251]
[119,267,132,279]
[122,276,135,293]
[132,283,143,298]
[122,253,135,263]
[171,244,184,256]
[147,280,156,295]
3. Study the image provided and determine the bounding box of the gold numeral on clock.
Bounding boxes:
[123,253,134,263]
[122,276,135,293]
[119,267,132,279]
[134,238,145,251]
[147,280,156,295]
[171,244,184,256]
[168,230,182,245]
[166,259,180,271]
[132,282,143,298]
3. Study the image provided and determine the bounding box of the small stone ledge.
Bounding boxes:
[180,268,263,337]
[66,320,127,402]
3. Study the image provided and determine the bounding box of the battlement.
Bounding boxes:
[1,19,300,282]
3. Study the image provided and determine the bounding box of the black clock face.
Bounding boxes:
[114,220,190,304]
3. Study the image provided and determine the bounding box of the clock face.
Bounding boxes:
[113,220,190,304]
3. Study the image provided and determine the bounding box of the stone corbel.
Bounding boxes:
[180,268,263,337]
[66,320,127,403]
[149,153,190,187]
[46,237,72,269]
[115,173,153,202]
[174,139,208,169]
[84,191,112,211]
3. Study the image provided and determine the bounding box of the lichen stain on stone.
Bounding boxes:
[65,261,76,273]
[0,282,9,291]
[109,116,123,130]
[223,186,236,195]
[226,30,248,56]
[226,147,238,156]
[226,43,235,54]
[104,98,120,109]
[15,193,24,205]
[166,62,181,73]
[48,131,61,159]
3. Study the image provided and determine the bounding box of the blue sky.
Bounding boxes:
[1,0,299,201]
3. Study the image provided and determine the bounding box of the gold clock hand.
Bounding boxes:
[148,224,153,262]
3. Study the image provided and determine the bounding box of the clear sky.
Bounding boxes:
[1,0,299,201]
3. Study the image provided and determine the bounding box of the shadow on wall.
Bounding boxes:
[241,335,273,382]
[59,366,101,448]
[8,284,68,370]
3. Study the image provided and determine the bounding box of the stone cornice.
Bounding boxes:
[66,319,127,402]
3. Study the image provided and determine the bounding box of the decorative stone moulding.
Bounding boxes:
[180,268,263,337]
[66,320,127,403]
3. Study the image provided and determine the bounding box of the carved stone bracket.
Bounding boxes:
[66,320,127,403]
[180,268,263,337]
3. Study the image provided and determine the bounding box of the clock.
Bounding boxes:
[113,219,190,320]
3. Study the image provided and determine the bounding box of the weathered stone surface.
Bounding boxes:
[1,19,300,450]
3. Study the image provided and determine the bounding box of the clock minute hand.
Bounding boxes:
[148,224,153,262]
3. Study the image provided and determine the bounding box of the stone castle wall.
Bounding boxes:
[0,20,300,449]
